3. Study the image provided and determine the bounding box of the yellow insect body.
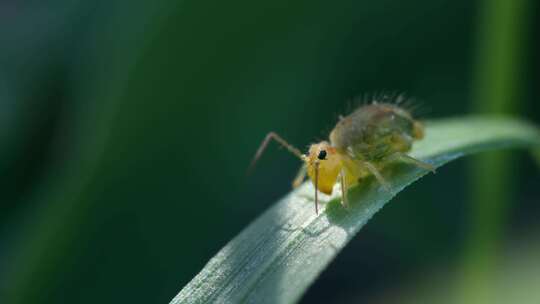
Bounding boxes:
[250,100,434,214]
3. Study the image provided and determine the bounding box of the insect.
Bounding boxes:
[249,96,435,214]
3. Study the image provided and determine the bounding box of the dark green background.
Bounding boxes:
[1,0,539,303]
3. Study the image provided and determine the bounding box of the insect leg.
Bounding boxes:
[362,161,391,191]
[292,164,307,188]
[314,162,319,215]
[385,152,436,173]
[340,169,349,209]
[248,132,304,174]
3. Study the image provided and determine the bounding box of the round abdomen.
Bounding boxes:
[329,103,422,160]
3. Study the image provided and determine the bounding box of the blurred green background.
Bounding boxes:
[1,0,539,303]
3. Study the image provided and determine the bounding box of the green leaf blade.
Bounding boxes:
[171,117,540,304]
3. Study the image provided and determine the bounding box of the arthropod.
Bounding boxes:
[250,95,435,214]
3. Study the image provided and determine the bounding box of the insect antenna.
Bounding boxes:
[247,132,304,175]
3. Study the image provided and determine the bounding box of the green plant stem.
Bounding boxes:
[464,0,531,303]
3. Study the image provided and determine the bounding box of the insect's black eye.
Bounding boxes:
[317,150,327,160]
